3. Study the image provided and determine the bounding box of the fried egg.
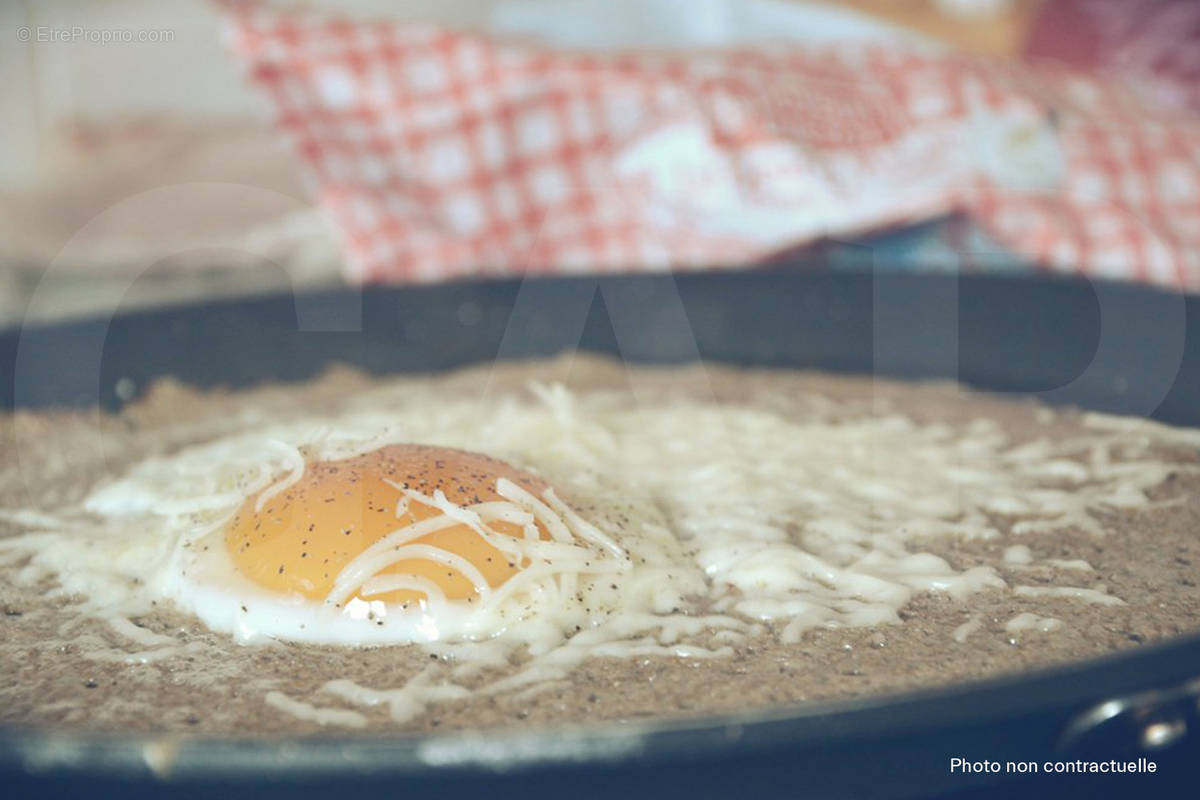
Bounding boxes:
[8,388,705,651]
[171,442,631,644]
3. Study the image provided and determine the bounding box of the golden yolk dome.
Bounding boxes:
[225,444,549,606]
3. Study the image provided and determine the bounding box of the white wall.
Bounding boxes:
[0,0,501,188]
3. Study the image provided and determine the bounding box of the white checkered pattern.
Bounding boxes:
[222,2,1200,289]
[966,64,1200,287]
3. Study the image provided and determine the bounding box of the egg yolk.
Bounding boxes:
[225,444,549,606]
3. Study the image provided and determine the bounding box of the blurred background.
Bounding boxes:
[1,0,1197,327]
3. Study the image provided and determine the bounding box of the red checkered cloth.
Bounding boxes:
[967,63,1200,287]
[221,2,1200,289]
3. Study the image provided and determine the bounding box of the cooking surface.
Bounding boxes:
[3,355,1198,737]
[2,272,1199,798]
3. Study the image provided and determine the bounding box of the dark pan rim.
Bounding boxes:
[3,627,1200,780]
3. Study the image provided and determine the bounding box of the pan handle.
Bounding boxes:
[1057,676,1200,757]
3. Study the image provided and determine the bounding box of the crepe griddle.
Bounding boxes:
[1,268,1198,798]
